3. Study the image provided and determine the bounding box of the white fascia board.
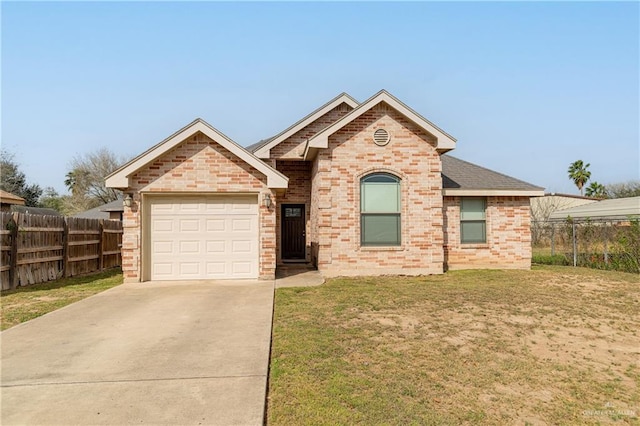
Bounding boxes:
[254,93,359,159]
[442,189,545,197]
[105,119,288,190]
[308,90,457,151]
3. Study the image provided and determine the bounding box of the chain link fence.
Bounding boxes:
[531,218,640,274]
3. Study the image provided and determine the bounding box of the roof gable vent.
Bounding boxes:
[373,128,390,146]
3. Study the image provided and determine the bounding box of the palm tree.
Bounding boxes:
[568,160,591,196]
[585,181,606,199]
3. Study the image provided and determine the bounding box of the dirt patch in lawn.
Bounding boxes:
[268,266,639,425]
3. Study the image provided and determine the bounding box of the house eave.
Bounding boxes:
[105,119,289,190]
[307,90,457,153]
[443,189,545,197]
[254,93,359,159]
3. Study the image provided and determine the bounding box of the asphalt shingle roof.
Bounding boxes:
[72,199,124,220]
[442,155,543,191]
[245,137,275,153]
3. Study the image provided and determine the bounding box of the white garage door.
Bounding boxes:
[149,195,258,280]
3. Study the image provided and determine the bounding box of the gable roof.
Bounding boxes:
[73,198,125,219]
[0,190,25,206]
[304,90,457,160]
[251,92,359,158]
[106,118,288,189]
[100,198,126,212]
[549,196,640,221]
[442,155,544,196]
[12,206,62,216]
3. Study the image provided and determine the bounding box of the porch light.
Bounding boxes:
[123,193,133,208]
[263,193,272,209]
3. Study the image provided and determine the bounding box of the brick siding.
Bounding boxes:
[121,132,276,282]
[270,103,354,159]
[310,103,445,276]
[443,196,532,270]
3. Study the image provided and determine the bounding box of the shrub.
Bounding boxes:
[532,254,569,266]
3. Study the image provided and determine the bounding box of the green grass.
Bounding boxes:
[268,266,640,425]
[1,269,123,330]
[532,253,570,265]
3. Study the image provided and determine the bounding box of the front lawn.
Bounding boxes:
[1,269,123,330]
[268,266,639,425]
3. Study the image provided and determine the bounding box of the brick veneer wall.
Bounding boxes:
[443,196,532,270]
[122,132,276,282]
[275,160,312,264]
[270,103,354,159]
[310,102,445,276]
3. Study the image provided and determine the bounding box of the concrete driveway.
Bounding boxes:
[1,279,275,425]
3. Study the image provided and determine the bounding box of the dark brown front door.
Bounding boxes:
[281,204,306,260]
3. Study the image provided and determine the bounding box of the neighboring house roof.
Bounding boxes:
[0,190,26,206]
[11,206,62,216]
[542,192,595,200]
[106,118,289,190]
[304,90,457,159]
[251,92,359,159]
[73,199,124,220]
[549,196,640,221]
[530,193,597,221]
[100,198,125,212]
[441,155,544,196]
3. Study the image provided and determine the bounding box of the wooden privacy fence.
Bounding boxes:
[0,212,123,290]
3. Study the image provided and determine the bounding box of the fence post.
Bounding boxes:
[551,224,555,256]
[603,223,609,265]
[8,216,18,289]
[62,218,70,278]
[98,220,104,271]
[572,221,577,267]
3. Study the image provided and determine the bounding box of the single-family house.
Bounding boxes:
[73,198,125,221]
[1,190,25,212]
[106,90,544,282]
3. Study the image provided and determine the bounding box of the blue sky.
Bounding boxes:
[2,1,639,195]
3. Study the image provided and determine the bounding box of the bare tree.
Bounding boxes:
[67,148,127,205]
[605,180,640,198]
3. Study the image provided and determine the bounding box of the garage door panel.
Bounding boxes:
[206,241,226,253]
[231,202,255,213]
[152,219,174,232]
[232,261,252,274]
[231,218,253,231]
[149,195,258,280]
[179,219,200,232]
[179,240,200,253]
[153,241,173,254]
[206,262,226,275]
[205,202,226,213]
[178,203,200,213]
[179,262,201,275]
[207,219,226,231]
[151,203,175,214]
[153,263,173,277]
[231,240,253,253]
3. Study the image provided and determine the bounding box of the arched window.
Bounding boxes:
[360,173,401,246]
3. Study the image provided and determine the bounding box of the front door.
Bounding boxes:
[281,204,306,260]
